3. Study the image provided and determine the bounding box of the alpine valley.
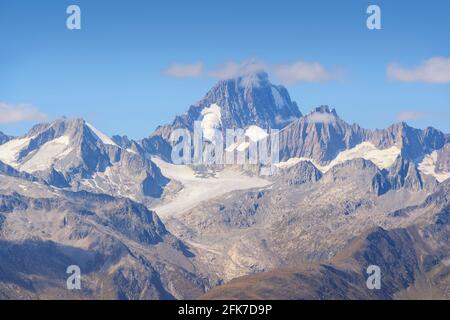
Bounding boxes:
[1,72,449,300]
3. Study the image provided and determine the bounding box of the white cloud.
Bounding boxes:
[396,111,425,122]
[162,59,342,86]
[208,60,266,80]
[387,57,450,83]
[163,63,204,78]
[306,112,336,124]
[0,102,47,124]
[273,61,342,85]
[208,60,268,88]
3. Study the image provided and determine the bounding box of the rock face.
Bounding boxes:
[0,131,12,145]
[279,106,447,165]
[387,157,427,191]
[201,185,450,300]
[142,72,302,159]
[279,106,369,162]
[370,122,447,160]
[200,226,450,300]
[276,161,322,186]
[0,160,41,183]
[436,142,450,174]
[0,175,208,300]
[191,72,301,130]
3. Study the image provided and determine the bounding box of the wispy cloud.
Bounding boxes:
[307,112,336,124]
[208,60,266,80]
[0,102,47,124]
[396,111,425,122]
[387,57,450,84]
[209,60,268,88]
[162,59,343,85]
[273,61,342,85]
[163,62,204,78]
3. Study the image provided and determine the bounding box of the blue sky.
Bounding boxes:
[0,0,449,139]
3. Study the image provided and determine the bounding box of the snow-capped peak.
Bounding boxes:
[86,122,118,147]
[0,118,121,174]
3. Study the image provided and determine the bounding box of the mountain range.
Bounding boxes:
[0,72,449,299]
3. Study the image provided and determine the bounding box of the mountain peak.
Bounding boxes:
[25,117,121,148]
[27,117,85,137]
[194,71,301,129]
[222,71,270,89]
[151,72,302,144]
[313,105,338,116]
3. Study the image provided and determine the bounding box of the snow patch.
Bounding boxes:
[418,151,450,183]
[330,142,401,170]
[126,148,138,155]
[276,142,401,173]
[0,137,32,167]
[275,157,314,170]
[20,136,72,173]
[86,122,118,147]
